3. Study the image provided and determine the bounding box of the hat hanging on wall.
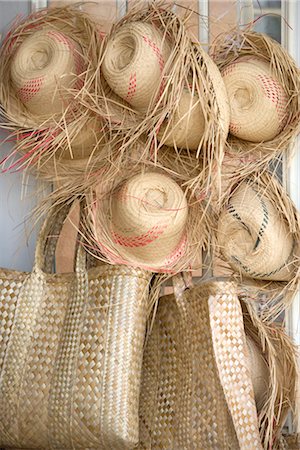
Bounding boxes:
[211,30,300,177]
[217,179,295,282]
[102,22,171,112]
[221,56,288,142]
[157,50,230,152]
[85,158,209,273]
[0,5,119,180]
[97,2,230,197]
[10,28,84,121]
[216,171,300,318]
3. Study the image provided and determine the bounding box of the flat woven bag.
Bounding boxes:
[0,203,152,449]
[139,277,296,450]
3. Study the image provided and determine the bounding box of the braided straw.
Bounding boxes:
[217,181,295,281]
[92,171,188,271]
[102,21,171,112]
[139,278,264,449]
[222,56,288,142]
[10,28,84,119]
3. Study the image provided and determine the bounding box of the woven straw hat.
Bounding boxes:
[10,28,84,121]
[93,172,188,271]
[217,181,295,281]
[102,22,171,112]
[55,116,104,161]
[157,51,229,152]
[157,85,206,150]
[222,56,288,142]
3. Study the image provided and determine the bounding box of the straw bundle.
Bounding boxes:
[102,22,171,112]
[211,30,300,177]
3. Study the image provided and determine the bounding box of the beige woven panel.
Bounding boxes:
[208,281,263,450]
[139,281,240,449]
[0,264,151,449]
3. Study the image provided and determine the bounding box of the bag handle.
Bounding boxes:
[34,200,83,273]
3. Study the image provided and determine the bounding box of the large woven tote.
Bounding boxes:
[139,278,263,450]
[0,205,152,449]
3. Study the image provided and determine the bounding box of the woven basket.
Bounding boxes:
[0,204,152,449]
[139,277,297,450]
[102,21,171,112]
[217,180,295,281]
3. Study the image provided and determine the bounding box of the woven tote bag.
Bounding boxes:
[0,204,152,449]
[139,277,296,450]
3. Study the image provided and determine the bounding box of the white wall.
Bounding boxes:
[0,1,41,272]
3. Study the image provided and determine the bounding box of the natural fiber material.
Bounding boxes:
[82,152,209,275]
[241,301,297,449]
[91,172,188,271]
[0,5,113,179]
[91,2,230,196]
[139,277,297,450]
[157,50,229,153]
[222,56,288,142]
[218,180,295,281]
[211,30,300,178]
[246,335,269,410]
[0,205,152,449]
[139,278,261,449]
[10,28,84,119]
[102,21,171,112]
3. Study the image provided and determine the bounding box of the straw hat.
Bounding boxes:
[157,51,229,152]
[157,85,206,150]
[55,116,104,161]
[217,181,295,281]
[211,30,300,177]
[10,28,84,121]
[93,172,188,271]
[222,56,288,142]
[102,22,171,112]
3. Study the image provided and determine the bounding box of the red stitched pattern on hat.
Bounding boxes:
[143,35,165,97]
[221,63,238,78]
[229,122,241,135]
[125,72,137,102]
[257,74,287,130]
[112,224,167,248]
[163,234,187,267]
[17,77,44,103]
[47,30,74,49]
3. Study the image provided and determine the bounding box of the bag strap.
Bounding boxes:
[34,200,84,273]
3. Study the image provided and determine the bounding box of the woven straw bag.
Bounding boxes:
[0,204,151,449]
[139,277,296,449]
